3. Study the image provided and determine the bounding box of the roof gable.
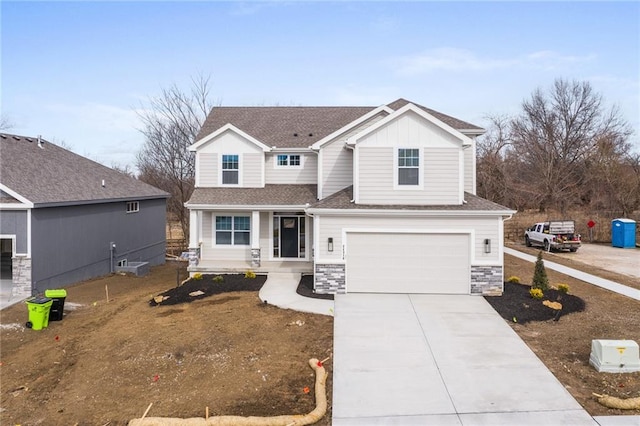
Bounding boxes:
[346,103,474,147]
[0,133,168,207]
[189,123,271,152]
[310,105,393,149]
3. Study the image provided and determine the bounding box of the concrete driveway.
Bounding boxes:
[551,243,640,279]
[332,293,596,425]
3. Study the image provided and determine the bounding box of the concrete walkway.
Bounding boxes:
[258,272,334,316]
[332,293,599,425]
[504,247,640,301]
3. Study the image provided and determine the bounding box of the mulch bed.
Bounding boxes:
[484,282,586,324]
[150,274,267,306]
[296,275,334,300]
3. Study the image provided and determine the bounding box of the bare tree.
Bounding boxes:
[136,74,214,244]
[0,114,14,131]
[509,79,632,213]
[476,114,513,205]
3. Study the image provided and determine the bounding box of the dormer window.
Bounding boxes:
[275,154,302,168]
[398,148,420,186]
[222,155,239,184]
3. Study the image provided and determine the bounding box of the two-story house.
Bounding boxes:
[185,99,515,295]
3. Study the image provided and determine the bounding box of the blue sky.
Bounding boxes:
[2,1,639,169]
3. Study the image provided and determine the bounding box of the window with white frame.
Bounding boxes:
[398,149,420,186]
[215,216,250,245]
[221,155,239,184]
[275,154,302,168]
[126,201,139,213]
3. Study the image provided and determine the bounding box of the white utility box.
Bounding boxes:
[589,339,640,373]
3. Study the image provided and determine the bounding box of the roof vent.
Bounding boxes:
[308,133,313,137]
[37,135,44,149]
[293,133,298,137]
[101,179,106,188]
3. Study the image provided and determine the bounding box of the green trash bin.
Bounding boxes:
[44,289,67,321]
[25,297,53,330]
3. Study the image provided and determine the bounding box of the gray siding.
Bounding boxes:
[30,198,166,292]
[198,153,217,187]
[265,153,318,184]
[0,209,28,253]
[357,147,460,205]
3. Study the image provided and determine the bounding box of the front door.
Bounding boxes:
[280,217,299,258]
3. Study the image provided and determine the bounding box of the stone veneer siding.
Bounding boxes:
[471,265,503,295]
[314,263,346,294]
[251,248,261,268]
[12,256,32,296]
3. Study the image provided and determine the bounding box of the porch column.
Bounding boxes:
[251,210,261,267]
[188,209,199,267]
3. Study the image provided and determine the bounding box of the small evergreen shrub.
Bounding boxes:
[507,276,521,283]
[193,273,203,280]
[244,270,256,279]
[557,283,570,294]
[529,288,544,300]
[212,275,224,283]
[532,251,550,291]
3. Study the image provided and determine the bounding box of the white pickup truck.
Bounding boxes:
[524,220,581,252]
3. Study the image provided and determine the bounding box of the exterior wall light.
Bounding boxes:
[328,237,334,252]
[484,238,491,253]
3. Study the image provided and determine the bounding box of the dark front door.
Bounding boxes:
[280,217,299,258]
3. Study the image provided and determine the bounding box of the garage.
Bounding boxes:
[345,232,470,294]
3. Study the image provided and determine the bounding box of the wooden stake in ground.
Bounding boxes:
[128,358,328,426]
[105,284,110,302]
[141,403,153,419]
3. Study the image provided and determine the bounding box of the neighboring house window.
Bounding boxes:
[215,216,250,245]
[398,149,420,186]
[275,154,302,167]
[117,259,128,267]
[126,201,139,213]
[222,155,239,184]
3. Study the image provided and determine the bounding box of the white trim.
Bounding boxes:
[459,150,465,204]
[0,184,34,207]
[353,145,360,203]
[268,212,310,261]
[251,211,260,248]
[306,208,517,217]
[310,105,393,149]
[189,210,199,248]
[186,204,310,211]
[218,153,242,187]
[346,103,473,147]
[0,204,32,210]
[317,149,324,200]
[194,153,200,187]
[0,234,17,257]
[393,147,424,190]
[189,123,271,152]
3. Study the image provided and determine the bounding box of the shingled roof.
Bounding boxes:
[0,133,169,207]
[187,185,317,207]
[195,98,484,149]
[309,186,513,212]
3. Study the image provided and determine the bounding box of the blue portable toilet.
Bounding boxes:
[611,218,636,248]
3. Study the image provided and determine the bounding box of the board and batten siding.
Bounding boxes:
[316,215,500,263]
[0,209,29,254]
[197,153,217,187]
[265,153,317,184]
[357,147,460,205]
[320,112,388,199]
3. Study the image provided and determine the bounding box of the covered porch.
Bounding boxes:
[188,258,313,275]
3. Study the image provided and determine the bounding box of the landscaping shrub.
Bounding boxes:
[507,276,521,283]
[557,283,570,294]
[532,251,550,291]
[213,275,224,283]
[193,273,203,280]
[245,270,256,279]
[529,288,544,300]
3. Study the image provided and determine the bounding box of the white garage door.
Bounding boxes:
[346,232,470,294]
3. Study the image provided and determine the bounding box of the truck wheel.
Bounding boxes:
[544,240,550,252]
[525,236,532,247]
[570,248,577,252]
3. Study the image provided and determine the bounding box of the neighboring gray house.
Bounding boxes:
[185,99,516,295]
[0,133,169,296]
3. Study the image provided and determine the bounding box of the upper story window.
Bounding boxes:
[126,201,139,213]
[398,148,420,186]
[222,155,239,184]
[215,215,250,245]
[275,154,302,168]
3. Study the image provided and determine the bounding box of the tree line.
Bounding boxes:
[477,78,639,216]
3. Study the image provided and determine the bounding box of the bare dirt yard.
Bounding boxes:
[1,247,639,425]
[499,248,640,417]
[0,264,333,425]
